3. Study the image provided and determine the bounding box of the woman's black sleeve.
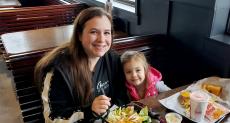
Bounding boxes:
[48,69,76,119]
[48,69,96,121]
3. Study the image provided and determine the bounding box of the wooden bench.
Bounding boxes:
[0,3,89,52]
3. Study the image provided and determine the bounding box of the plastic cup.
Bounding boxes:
[190,90,210,122]
[165,112,182,123]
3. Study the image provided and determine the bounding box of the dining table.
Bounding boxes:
[138,85,230,123]
[0,0,21,8]
[136,85,188,123]
[1,25,73,55]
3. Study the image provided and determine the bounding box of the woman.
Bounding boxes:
[34,7,129,122]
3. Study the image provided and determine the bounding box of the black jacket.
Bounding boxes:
[44,50,130,122]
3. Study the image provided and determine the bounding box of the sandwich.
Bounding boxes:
[202,83,222,96]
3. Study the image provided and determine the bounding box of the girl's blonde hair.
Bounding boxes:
[120,51,149,76]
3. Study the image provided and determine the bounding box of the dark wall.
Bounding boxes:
[168,0,230,49]
[168,0,230,77]
[79,0,229,37]
[114,0,230,79]
[113,0,229,36]
[127,0,169,35]
[204,36,230,77]
[81,0,169,35]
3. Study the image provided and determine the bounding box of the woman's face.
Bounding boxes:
[123,59,146,86]
[80,15,112,58]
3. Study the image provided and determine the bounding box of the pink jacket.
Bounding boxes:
[125,66,162,101]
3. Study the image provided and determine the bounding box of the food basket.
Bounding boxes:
[103,102,162,123]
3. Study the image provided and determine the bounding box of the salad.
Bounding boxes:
[107,106,152,123]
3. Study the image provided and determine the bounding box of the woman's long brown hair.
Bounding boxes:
[34,7,113,106]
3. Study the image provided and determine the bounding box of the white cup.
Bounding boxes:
[190,90,209,122]
[165,112,182,123]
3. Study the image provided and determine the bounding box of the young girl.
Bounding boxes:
[121,50,171,101]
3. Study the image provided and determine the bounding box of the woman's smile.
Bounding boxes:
[93,44,106,50]
[80,16,112,58]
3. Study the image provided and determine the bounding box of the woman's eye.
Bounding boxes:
[126,71,131,74]
[104,31,111,35]
[90,30,97,34]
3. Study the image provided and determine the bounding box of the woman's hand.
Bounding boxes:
[92,95,111,115]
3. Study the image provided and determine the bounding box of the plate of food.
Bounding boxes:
[159,77,230,123]
[105,102,161,123]
[106,106,151,123]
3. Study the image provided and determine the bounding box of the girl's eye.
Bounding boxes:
[136,69,141,72]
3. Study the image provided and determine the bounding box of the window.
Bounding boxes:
[227,13,230,35]
[92,0,136,13]
[113,0,135,7]
[82,0,140,23]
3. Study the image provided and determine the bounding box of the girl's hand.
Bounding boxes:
[92,95,111,115]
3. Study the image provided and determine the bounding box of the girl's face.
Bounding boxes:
[80,16,112,58]
[124,59,146,86]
